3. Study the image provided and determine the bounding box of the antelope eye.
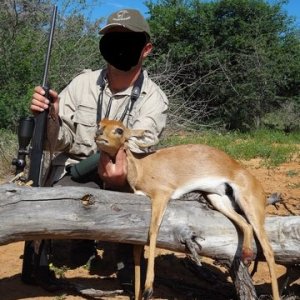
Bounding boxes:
[115,128,124,135]
[96,126,103,135]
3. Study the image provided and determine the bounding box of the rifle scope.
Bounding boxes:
[12,116,35,174]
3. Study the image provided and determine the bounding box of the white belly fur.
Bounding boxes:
[171,177,230,199]
[134,190,148,197]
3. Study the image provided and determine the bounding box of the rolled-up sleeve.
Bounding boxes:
[54,69,100,156]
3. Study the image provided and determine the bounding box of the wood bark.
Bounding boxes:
[0,183,299,266]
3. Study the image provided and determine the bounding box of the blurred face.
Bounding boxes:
[99,30,150,72]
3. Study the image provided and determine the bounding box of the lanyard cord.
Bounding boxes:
[105,96,113,119]
[96,70,144,123]
[96,69,106,123]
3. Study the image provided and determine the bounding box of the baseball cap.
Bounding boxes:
[99,9,150,36]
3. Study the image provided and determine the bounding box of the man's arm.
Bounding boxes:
[128,86,169,153]
[31,86,75,153]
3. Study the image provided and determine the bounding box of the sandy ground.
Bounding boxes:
[0,159,299,300]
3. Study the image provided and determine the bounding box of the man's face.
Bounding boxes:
[99,30,148,72]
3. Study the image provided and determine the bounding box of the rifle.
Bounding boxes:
[14,5,58,285]
[29,5,58,186]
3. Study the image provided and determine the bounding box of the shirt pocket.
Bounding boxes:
[72,105,97,154]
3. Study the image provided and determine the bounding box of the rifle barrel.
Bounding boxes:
[42,5,57,88]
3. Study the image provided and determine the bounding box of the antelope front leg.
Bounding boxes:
[143,195,170,300]
[133,245,143,300]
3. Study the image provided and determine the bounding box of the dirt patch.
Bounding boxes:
[0,159,299,299]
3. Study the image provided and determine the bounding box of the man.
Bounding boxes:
[27,8,169,293]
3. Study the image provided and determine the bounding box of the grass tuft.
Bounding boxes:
[161,129,299,167]
[0,128,299,183]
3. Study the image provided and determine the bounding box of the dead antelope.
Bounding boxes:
[95,118,280,300]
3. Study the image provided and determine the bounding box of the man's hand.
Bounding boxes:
[30,86,59,116]
[98,147,128,189]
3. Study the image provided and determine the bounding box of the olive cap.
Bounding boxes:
[99,9,150,36]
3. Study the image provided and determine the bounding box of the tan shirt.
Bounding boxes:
[51,69,168,174]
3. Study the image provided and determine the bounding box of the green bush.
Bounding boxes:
[262,101,300,132]
[0,129,17,181]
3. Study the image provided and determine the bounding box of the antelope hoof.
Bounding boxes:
[143,288,153,300]
[242,247,254,266]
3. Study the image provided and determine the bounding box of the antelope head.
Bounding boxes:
[95,118,150,157]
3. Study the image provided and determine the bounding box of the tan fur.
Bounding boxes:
[95,118,280,300]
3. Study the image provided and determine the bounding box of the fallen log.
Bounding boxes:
[0,183,299,265]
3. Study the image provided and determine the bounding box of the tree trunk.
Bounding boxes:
[0,183,299,266]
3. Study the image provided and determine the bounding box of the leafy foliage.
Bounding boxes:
[0,0,104,130]
[146,0,300,131]
[0,0,299,133]
[0,128,17,179]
